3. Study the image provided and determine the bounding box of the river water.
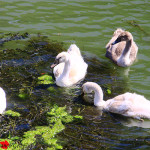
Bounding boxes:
[1,0,150,149]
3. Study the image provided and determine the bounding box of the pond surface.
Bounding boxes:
[0,0,150,149]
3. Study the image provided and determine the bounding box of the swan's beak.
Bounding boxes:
[51,59,59,68]
[112,37,121,45]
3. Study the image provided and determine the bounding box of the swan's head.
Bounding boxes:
[82,82,94,93]
[0,87,6,114]
[67,44,81,56]
[113,28,124,36]
[82,82,104,107]
[112,31,133,45]
[82,82,101,93]
[51,52,69,68]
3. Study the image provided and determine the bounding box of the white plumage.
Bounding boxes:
[82,82,150,120]
[51,45,88,87]
[53,44,83,78]
[0,87,6,114]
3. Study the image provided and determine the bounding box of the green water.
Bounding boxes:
[0,0,150,149]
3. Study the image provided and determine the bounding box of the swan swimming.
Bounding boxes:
[0,87,6,114]
[82,82,150,120]
[105,28,138,67]
[53,44,82,78]
[51,51,88,87]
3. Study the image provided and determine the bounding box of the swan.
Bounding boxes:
[51,52,88,87]
[53,44,82,78]
[82,82,150,120]
[105,28,138,67]
[0,87,6,114]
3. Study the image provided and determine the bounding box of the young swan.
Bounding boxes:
[82,82,150,120]
[105,29,138,67]
[0,87,6,114]
[53,44,82,78]
[51,52,88,87]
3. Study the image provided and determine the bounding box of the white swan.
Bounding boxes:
[0,87,6,114]
[53,44,82,78]
[105,28,138,67]
[51,52,88,87]
[82,82,150,120]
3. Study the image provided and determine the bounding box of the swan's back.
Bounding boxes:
[105,92,150,119]
[68,54,88,82]
[67,44,81,56]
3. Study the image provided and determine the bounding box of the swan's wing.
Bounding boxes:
[106,99,130,115]
[105,93,133,115]
[129,41,138,62]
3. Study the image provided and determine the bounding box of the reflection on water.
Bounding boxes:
[115,115,150,129]
[1,0,150,149]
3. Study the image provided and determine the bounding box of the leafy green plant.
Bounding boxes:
[0,106,82,150]
[4,110,21,117]
[107,89,111,95]
[37,74,54,85]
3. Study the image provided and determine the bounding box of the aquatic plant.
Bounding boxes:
[0,106,82,150]
[4,110,21,117]
[37,74,54,85]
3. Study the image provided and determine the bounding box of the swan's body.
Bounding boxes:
[51,51,88,87]
[82,82,150,120]
[0,87,6,114]
[53,44,82,78]
[105,28,138,67]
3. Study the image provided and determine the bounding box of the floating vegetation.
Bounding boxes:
[0,106,82,150]
[26,35,65,55]
[106,89,111,95]
[0,32,65,61]
[4,110,21,117]
[0,32,29,46]
[37,74,54,85]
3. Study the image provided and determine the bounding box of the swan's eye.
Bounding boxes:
[122,37,125,40]
[58,57,62,62]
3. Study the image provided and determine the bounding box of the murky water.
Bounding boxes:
[1,0,150,149]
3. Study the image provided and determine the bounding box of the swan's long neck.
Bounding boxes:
[122,40,132,57]
[117,40,132,66]
[93,86,105,107]
[60,58,71,79]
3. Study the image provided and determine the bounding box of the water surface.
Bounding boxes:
[0,0,150,149]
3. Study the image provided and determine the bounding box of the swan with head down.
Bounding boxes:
[105,28,138,67]
[53,44,82,78]
[0,87,6,114]
[82,82,150,120]
[51,51,88,87]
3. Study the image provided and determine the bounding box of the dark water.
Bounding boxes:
[1,0,150,149]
